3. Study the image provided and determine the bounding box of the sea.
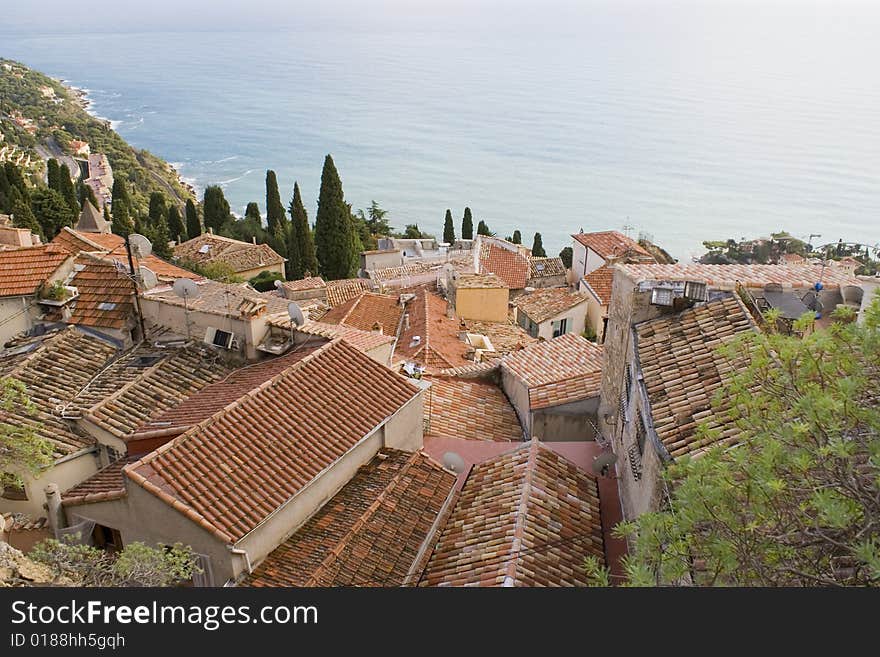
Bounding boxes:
[3,3,879,260]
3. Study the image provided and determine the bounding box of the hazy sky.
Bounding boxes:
[4,0,868,35]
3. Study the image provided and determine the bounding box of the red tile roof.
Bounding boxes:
[321,292,403,334]
[572,230,654,261]
[0,243,71,297]
[61,457,138,506]
[420,440,605,586]
[528,256,566,279]
[325,278,371,307]
[396,288,473,371]
[66,254,134,330]
[582,265,614,305]
[479,243,530,289]
[281,276,326,292]
[293,320,395,354]
[129,340,327,440]
[125,339,422,543]
[425,377,522,442]
[502,333,604,409]
[245,449,456,586]
[513,288,588,324]
[173,233,285,273]
[617,263,861,290]
[636,295,756,459]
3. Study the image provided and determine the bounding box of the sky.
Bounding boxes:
[4,0,869,35]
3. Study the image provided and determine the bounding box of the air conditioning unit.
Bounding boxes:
[650,286,674,307]
[684,280,708,302]
[204,327,235,349]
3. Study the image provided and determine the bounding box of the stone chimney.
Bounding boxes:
[44,484,65,537]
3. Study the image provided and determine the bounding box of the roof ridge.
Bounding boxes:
[504,439,540,586]
[3,325,79,378]
[62,227,108,253]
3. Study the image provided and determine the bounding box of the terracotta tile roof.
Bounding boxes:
[437,360,500,378]
[528,256,566,279]
[456,273,507,289]
[143,280,287,318]
[125,339,422,543]
[461,319,538,356]
[513,288,588,324]
[130,340,327,440]
[420,440,605,586]
[617,263,861,290]
[173,233,285,273]
[61,457,138,506]
[368,261,444,285]
[0,327,118,457]
[325,278,371,307]
[71,345,231,442]
[0,243,71,297]
[321,292,403,334]
[572,230,654,261]
[280,276,326,292]
[396,288,473,371]
[293,320,395,353]
[502,334,604,408]
[581,265,614,305]
[66,254,134,330]
[636,295,756,459]
[425,377,522,442]
[479,243,530,289]
[245,449,456,586]
[51,227,201,282]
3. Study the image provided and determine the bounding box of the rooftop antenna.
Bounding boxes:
[442,451,466,474]
[591,451,618,477]
[172,278,200,341]
[622,220,634,238]
[124,233,152,341]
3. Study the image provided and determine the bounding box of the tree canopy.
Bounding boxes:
[288,182,318,280]
[185,198,201,239]
[531,232,546,257]
[314,155,355,280]
[202,185,231,233]
[461,207,474,240]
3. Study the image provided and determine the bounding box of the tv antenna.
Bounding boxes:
[442,451,466,474]
[172,278,200,341]
[591,451,618,477]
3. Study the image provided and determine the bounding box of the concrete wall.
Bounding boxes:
[583,291,608,343]
[500,368,532,437]
[2,451,100,517]
[361,250,403,272]
[572,241,588,278]
[364,341,394,366]
[532,396,599,442]
[521,300,588,341]
[237,262,286,281]
[0,296,33,347]
[455,286,509,323]
[527,274,567,289]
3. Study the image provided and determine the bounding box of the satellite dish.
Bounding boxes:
[139,266,158,290]
[287,302,305,327]
[442,451,466,474]
[591,451,618,476]
[172,278,200,299]
[273,279,284,289]
[128,234,153,260]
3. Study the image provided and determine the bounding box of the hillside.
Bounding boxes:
[0,58,193,215]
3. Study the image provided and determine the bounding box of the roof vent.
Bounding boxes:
[410,335,421,347]
[198,244,211,254]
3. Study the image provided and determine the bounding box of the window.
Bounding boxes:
[0,475,27,501]
[93,524,123,552]
[636,413,647,456]
[212,329,233,348]
[551,317,569,338]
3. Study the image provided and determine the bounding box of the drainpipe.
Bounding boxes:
[44,484,65,538]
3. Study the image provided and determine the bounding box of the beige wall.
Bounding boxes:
[364,341,394,366]
[455,286,509,323]
[527,274,567,289]
[238,262,285,281]
[532,396,599,442]
[500,368,532,437]
[2,450,100,517]
[584,294,608,343]
[361,250,403,272]
[0,296,33,347]
[524,300,588,341]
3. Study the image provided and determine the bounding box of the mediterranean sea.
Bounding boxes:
[3,4,879,259]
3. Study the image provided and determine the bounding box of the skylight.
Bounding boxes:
[97,302,117,311]
[198,244,211,254]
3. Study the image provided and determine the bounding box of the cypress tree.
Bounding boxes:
[168,205,186,243]
[461,207,473,240]
[152,217,173,259]
[11,197,44,241]
[245,202,261,222]
[288,181,317,280]
[265,170,286,235]
[185,198,201,238]
[512,230,522,244]
[531,232,546,257]
[203,185,230,233]
[112,178,131,209]
[314,155,354,280]
[79,180,98,209]
[559,246,573,269]
[30,188,75,239]
[111,200,134,238]
[443,209,455,244]
[5,163,27,197]
[477,220,491,236]
[148,192,168,228]
[46,159,60,192]
[59,165,79,215]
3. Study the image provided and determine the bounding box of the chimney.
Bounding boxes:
[44,483,65,537]
[252,236,257,244]
[208,227,214,234]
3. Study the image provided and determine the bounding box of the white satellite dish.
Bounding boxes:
[442,451,466,474]
[287,302,305,327]
[172,278,200,300]
[591,451,618,476]
[139,266,159,290]
[128,234,153,260]
[273,279,284,289]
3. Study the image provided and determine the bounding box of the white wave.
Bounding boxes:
[217,169,255,186]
